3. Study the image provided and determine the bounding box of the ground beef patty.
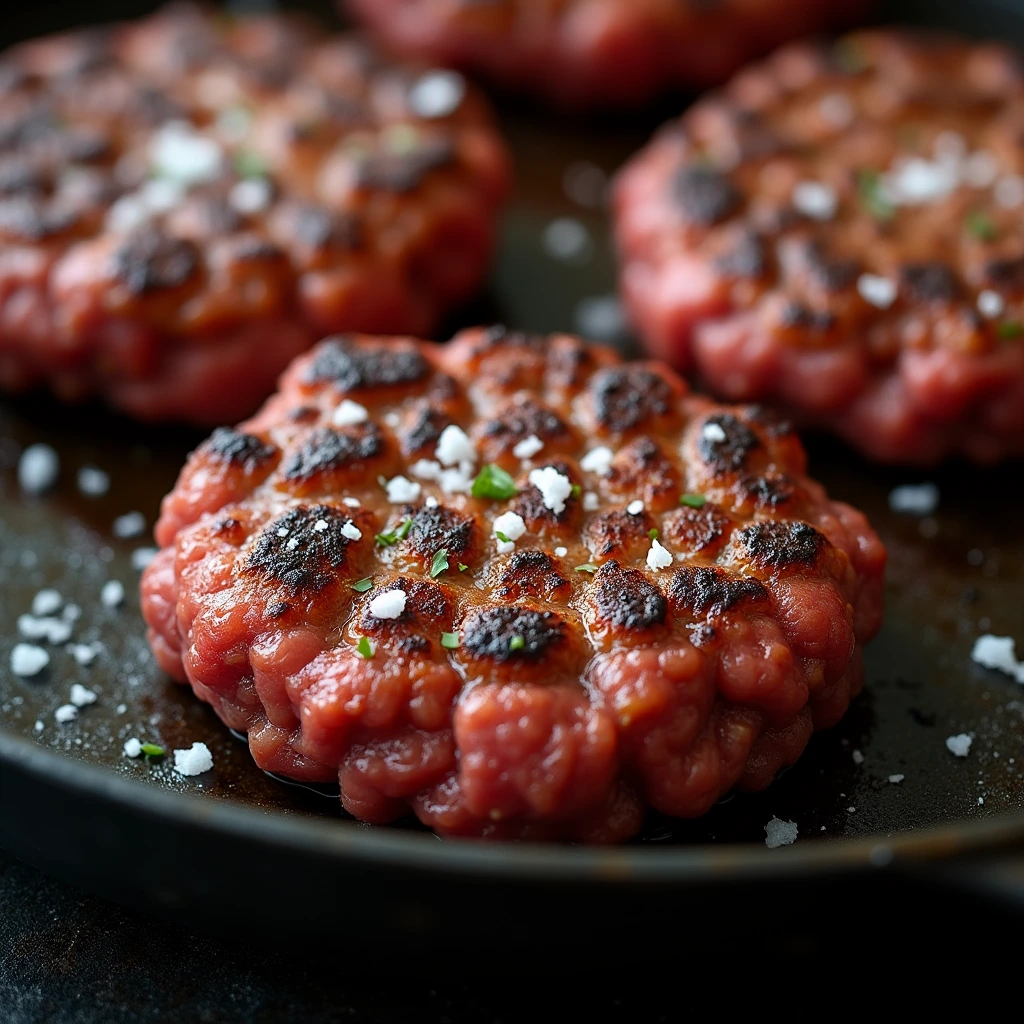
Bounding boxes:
[615,31,1024,464]
[141,327,885,842]
[0,4,508,423]
[347,0,867,109]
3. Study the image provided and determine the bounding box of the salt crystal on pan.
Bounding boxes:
[77,466,110,497]
[646,539,673,571]
[69,643,99,666]
[70,684,97,708]
[132,547,159,571]
[54,704,77,724]
[337,522,360,541]
[342,497,360,508]
[543,217,591,262]
[792,180,837,220]
[101,580,125,608]
[173,742,214,776]
[229,177,272,215]
[946,733,973,757]
[626,500,644,515]
[385,475,421,503]
[888,774,905,784]
[702,422,727,444]
[888,482,939,516]
[439,466,473,494]
[852,749,864,765]
[528,467,573,515]
[409,459,442,480]
[554,546,568,558]
[150,121,223,184]
[580,446,614,476]
[425,496,438,509]
[513,435,544,460]
[123,738,143,758]
[971,634,1024,683]
[492,511,526,542]
[32,589,62,617]
[368,589,407,620]
[113,511,147,539]
[332,399,369,427]
[18,444,59,494]
[408,70,466,119]
[764,817,798,849]
[857,274,898,309]
[977,290,1005,319]
[10,643,49,677]
[435,425,475,467]
[582,492,600,511]
[18,615,72,644]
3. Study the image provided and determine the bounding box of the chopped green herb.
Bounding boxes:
[997,320,1024,339]
[966,210,998,242]
[648,528,659,540]
[570,484,582,498]
[234,150,268,178]
[357,636,374,659]
[375,517,413,547]
[574,563,599,574]
[140,743,164,758]
[396,517,413,540]
[679,493,707,508]
[430,548,449,578]
[351,577,373,593]
[495,531,511,544]
[458,563,469,572]
[857,169,894,221]
[509,635,525,652]
[441,632,460,650]
[471,464,517,500]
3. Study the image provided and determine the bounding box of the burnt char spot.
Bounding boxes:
[281,426,381,480]
[400,402,450,455]
[481,395,572,453]
[0,198,77,240]
[305,336,429,391]
[245,505,356,591]
[491,549,570,602]
[591,366,673,434]
[268,601,291,618]
[745,405,795,438]
[672,164,741,225]
[984,256,1024,290]
[203,427,277,470]
[698,413,761,471]
[607,437,678,505]
[738,519,825,568]
[354,138,455,192]
[232,237,286,262]
[546,337,595,390]
[283,203,360,251]
[802,241,859,292]
[0,160,44,196]
[583,508,654,558]
[592,561,667,631]
[111,229,199,295]
[475,324,548,353]
[779,303,834,332]
[713,232,765,279]
[360,578,450,631]
[405,504,474,559]
[738,473,794,508]
[668,565,768,618]
[661,504,732,554]
[900,262,961,302]
[461,605,566,663]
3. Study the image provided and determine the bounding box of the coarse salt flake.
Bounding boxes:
[971,634,1024,683]
[977,290,1005,319]
[150,122,223,185]
[332,399,369,427]
[10,643,49,677]
[646,539,673,571]
[554,546,568,558]
[368,589,407,620]
[70,684,97,708]
[32,589,62,617]
[123,738,143,758]
[408,70,466,119]
[852,749,864,765]
[528,467,573,515]
[888,774,904,784]
[69,644,99,666]
[173,742,214,776]
[626,500,644,515]
[101,580,125,609]
[18,444,59,494]
[77,466,110,497]
[512,435,544,460]
[888,482,939,516]
[132,547,159,571]
[946,733,973,757]
[385,475,421,503]
[858,274,897,309]
[342,497,360,508]
[112,511,147,539]
[792,180,837,220]
[580,446,614,476]
[340,521,362,541]
[229,177,272,215]
[492,511,527,542]
[582,492,600,511]
[409,459,442,480]
[435,425,475,467]
[54,704,77,724]
[18,616,72,644]
[764,817,798,849]
[702,422,727,444]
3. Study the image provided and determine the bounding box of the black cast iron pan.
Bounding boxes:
[2,0,1024,952]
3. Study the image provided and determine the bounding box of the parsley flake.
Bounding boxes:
[234,151,268,178]
[471,464,517,500]
[430,548,450,578]
[458,563,469,572]
[375,517,413,547]
[570,484,582,498]
[351,577,373,593]
[495,531,511,544]
[679,493,707,508]
[966,210,998,242]
[357,636,374,659]
[998,320,1024,339]
[574,563,599,574]
[140,743,165,758]
[648,528,659,540]
[441,632,460,649]
[857,169,894,221]
[509,635,525,652]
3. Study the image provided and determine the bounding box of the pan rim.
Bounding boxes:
[3,728,1022,883]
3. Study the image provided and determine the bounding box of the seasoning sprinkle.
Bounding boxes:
[441,632,460,649]
[679,493,706,508]
[471,463,517,500]
[430,548,450,578]
[574,563,599,573]
[857,169,894,221]
[965,210,998,242]
[997,320,1024,339]
[351,577,373,593]
[140,743,165,758]
[648,528,659,540]
[509,635,525,652]
[357,636,374,659]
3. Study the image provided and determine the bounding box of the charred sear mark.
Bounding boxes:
[490,549,570,602]
[713,231,765,279]
[607,437,678,503]
[406,504,474,559]
[698,413,761,472]
[984,256,1024,289]
[111,229,199,294]
[0,197,77,240]
[672,164,741,225]
[591,561,667,631]
[203,427,277,470]
[282,426,381,480]
[245,505,355,590]
[583,508,653,558]
[738,472,794,508]
[360,578,450,631]
[738,519,825,568]
[231,237,286,263]
[0,160,45,196]
[591,366,673,433]
[400,401,450,455]
[461,605,566,662]
[780,303,834,332]
[745,405,795,438]
[668,565,768,618]
[801,240,859,293]
[545,337,594,389]
[354,138,455,192]
[661,504,732,554]
[476,324,547,353]
[305,336,429,390]
[267,601,291,618]
[481,395,572,452]
[284,203,360,251]
[900,262,961,302]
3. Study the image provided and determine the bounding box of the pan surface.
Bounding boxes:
[2,0,1024,937]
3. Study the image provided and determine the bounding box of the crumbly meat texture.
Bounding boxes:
[142,327,886,842]
[0,4,508,422]
[347,0,866,109]
[615,31,1024,464]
